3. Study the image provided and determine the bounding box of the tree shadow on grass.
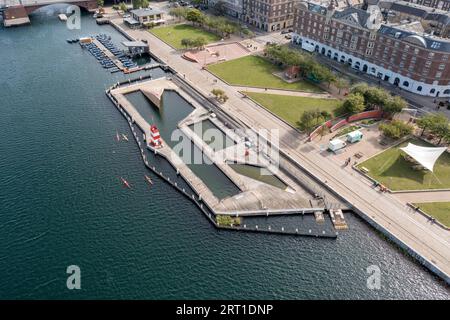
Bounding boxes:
[379,156,426,185]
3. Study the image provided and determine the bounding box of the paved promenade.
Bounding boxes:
[395,191,450,204]
[236,86,334,98]
[115,20,450,281]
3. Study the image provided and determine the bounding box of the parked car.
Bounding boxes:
[281,30,290,34]
[285,34,292,39]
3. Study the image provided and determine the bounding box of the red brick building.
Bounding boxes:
[292,1,450,97]
[402,0,450,11]
[242,0,295,31]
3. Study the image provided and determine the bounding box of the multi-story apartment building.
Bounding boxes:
[208,0,244,19]
[378,1,450,37]
[292,1,450,97]
[242,0,295,31]
[402,0,450,11]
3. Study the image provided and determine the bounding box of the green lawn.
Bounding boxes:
[244,92,342,127]
[358,139,450,191]
[413,202,450,227]
[207,55,323,92]
[149,24,220,49]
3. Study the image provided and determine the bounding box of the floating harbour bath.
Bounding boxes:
[106,74,343,238]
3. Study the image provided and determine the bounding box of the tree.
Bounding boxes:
[433,123,450,144]
[193,36,207,49]
[335,78,350,94]
[350,83,370,96]
[443,130,450,145]
[141,0,149,8]
[119,2,128,12]
[169,7,188,20]
[364,87,389,107]
[181,38,193,49]
[317,124,329,139]
[416,114,434,136]
[211,89,228,103]
[186,8,204,26]
[379,120,413,140]
[343,93,365,114]
[180,37,207,49]
[214,17,238,38]
[97,0,104,7]
[298,109,328,134]
[263,44,336,85]
[423,114,450,144]
[416,113,448,136]
[241,28,254,38]
[213,1,227,16]
[383,95,406,116]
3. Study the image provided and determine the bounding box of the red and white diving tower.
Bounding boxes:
[149,125,163,148]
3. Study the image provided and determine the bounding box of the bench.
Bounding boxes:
[360,166,369,173]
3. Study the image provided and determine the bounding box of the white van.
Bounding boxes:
[328,138,347,152]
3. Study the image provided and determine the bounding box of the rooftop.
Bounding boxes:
[298,0,450,52]
[378,24,450,51]
[379,0,450,26]
[130,7,163,17]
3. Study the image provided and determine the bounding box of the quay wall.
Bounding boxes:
[353,205,450,285]
[105,81,335,239]
[276,143,450,284]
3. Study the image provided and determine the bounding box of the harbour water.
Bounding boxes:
[0,11,448,299]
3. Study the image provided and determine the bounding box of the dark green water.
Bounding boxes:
[124,90,240,199]
[0,12,449,299]
[229,164,288,190]
[189,119,236,151]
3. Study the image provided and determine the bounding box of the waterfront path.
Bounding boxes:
[394,190,450,204]
[114,20,450,281]
[235,86,334,99]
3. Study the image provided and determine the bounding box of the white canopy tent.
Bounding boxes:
[400,143,447,172]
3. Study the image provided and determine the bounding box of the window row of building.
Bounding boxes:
[292,1,450,97]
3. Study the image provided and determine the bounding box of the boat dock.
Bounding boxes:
[91,37,136,72]
[78,34,159,74]
[329,209,348,230]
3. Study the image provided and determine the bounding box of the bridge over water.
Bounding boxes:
[1,0,97,26]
